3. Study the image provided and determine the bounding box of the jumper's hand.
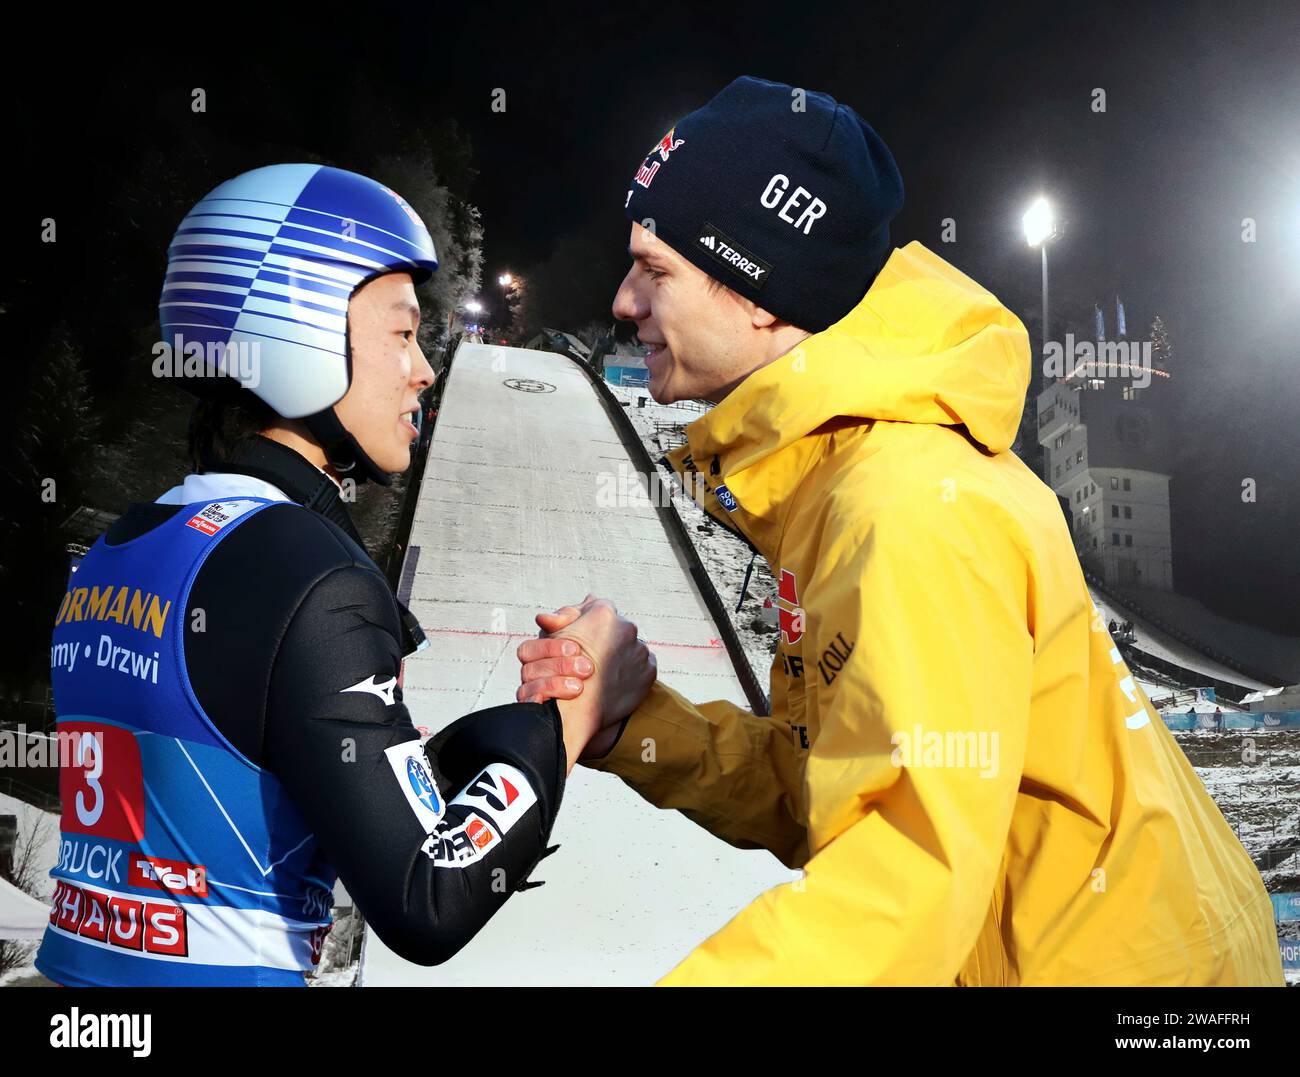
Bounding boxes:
[517,595,656,760]
[514,603,593,704]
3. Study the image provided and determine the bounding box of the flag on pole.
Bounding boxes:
[1095,304,1106,341]
[1116,295,1127,337]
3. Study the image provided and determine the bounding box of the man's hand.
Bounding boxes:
[516,595,656,764]
[513,603,594,705]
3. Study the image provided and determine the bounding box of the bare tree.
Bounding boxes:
[0,811,53,976]
[4,810,53,896]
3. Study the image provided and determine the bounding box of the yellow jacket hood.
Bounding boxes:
[665,242,1031,560]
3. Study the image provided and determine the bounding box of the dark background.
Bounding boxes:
[2,0,1298,696]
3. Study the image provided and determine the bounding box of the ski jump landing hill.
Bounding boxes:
[359,341,790,986]
[1088,578,1299,724]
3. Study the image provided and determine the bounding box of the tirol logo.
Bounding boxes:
[406,756,441,816]
[634,126,684,189]
[696,223,772,288]
[715,484,738,513]
[129,855,208,898]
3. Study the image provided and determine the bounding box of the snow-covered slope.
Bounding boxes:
[1090,591,1276,692]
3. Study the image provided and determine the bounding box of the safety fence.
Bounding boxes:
[1274,892,1300,923]
[1162,710,1300,731]
[1276,894,1300,978]
[1280,937,1300,977]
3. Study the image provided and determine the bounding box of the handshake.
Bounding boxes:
[515,595,657,768]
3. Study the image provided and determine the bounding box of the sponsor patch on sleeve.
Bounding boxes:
[450,762,538,833]
[421,814,503,869]
[383,741,445,834]
[419,762,539,869]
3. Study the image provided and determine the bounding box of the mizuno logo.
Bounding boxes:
[341,674,398,706]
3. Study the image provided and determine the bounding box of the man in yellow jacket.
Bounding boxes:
[518,77,1283,986]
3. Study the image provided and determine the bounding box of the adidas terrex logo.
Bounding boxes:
[696,223,771,288]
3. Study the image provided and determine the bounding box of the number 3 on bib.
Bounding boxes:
[58,721,146,842]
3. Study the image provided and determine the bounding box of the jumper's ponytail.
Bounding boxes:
[186,393,278,474]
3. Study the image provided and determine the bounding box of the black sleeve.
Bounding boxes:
[189,503,567,966]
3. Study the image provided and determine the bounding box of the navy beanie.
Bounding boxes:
[624,76,904,333]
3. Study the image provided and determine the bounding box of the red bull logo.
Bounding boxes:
[635,127,685,190]
[654,127,684,161]
[383,186,426,230]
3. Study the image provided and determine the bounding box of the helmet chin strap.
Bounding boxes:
[303,285,398,488]
[303,407,393,488]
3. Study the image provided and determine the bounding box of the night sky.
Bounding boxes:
[7,0,1300,634]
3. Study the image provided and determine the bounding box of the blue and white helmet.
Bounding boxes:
[159,163,439,419]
